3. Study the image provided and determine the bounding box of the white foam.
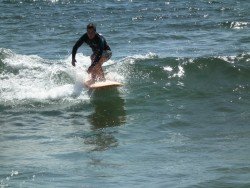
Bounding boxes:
[173,65,185,78]
[0,51,125,104]
[230,21,248,29]
[106,71,125,83]
[0,52,90,103]
[164,66,173,72]
[120,52,158,64]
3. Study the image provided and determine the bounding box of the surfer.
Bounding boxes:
[71,23,112,83]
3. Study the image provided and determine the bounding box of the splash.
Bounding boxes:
[0,49,127,106]
[0,49,88,105]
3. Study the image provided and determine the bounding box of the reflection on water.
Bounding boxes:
[88,88,126,129]
[86,88,126,151]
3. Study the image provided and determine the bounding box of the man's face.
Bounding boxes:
[87,28,96,39]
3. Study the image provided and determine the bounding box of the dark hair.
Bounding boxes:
[87,23,96,31]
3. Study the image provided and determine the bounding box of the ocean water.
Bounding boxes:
[1,0,250,187]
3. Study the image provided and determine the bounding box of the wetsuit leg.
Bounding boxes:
[89,51,112,82]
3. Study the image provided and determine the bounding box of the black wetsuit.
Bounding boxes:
[72,33,111,66]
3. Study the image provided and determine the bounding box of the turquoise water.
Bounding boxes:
[1,0,250,187]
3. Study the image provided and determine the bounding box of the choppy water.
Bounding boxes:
[1,0,250,187]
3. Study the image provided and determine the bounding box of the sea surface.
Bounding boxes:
[1,0,250,187]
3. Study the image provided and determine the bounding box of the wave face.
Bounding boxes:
[1,48,250,108]
[120,52,250,101]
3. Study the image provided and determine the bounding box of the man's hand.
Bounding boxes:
[71,59,76,67]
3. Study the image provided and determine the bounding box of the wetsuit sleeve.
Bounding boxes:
[72,35,86,60]
[92,37,105,66]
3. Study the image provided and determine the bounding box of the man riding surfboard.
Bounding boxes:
[71,23,112,84]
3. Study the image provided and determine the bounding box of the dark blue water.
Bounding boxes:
[1,0,250,187]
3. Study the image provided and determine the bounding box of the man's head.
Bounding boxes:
[87,23,96,39]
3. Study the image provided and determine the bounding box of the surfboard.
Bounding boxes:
[84,80,123,89]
